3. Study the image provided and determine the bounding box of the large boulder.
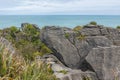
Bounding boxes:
[86,46,120,80]
[40,26,112,69]
[41,26,81,68]
[40,25,120,80]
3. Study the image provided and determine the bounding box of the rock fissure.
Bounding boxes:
[40,25,120,80]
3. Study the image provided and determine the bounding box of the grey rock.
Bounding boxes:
[51,64,69,72]
[0,37,15,54]
[58,76,70,80]
[106,28,120,40]
[40,26,114,69]
[113,40,120,46]
[40,25,120,80]
[83,25,102,28]
[100,28,108,35]
[55,70,98,80]
[43,54,66,66]
[47,58,56,62]
[71,72,98,80]
[86,36,113,47]
[79,28,101,36]
[86,46,120,80]
[41,26,81,69]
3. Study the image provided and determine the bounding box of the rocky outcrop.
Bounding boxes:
[86,46,120,80]
[37,54,98,80]
[41,27,82,69]
[0,37,15,54]
[40,25,120,80]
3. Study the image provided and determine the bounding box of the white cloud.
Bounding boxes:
[0,0,120,14]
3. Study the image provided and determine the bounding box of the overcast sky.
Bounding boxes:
[0,0,120,15]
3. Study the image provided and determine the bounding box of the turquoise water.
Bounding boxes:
[0,15,120,29]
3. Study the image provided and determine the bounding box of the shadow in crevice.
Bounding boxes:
[52,50,68,67]
[79,59,95,72]
[79,60,101,80]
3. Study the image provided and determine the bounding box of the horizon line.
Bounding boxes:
[0,14,120,16]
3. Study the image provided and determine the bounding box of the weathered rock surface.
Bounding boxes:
[86,46,120,80]
[41,27,82,68]
[37,54,98,80]
[40,25,120,80]
[0,37,15,54]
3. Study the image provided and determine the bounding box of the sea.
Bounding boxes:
[0,15,120,29]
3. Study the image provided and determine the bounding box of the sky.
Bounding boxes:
[0,0,120,15]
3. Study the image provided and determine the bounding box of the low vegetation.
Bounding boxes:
[77,34,86,40]
[89,21,97,25]
[1,24,52,60]
[64,33,70,39]
[58,70,68,74]
[116,26,120,29]
[82,76,92,80]
[73,25,82,31]
[0,44,57,80]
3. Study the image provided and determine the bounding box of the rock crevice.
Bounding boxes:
[40,25,120,80]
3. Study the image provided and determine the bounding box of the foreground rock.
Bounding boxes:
[41,25,120,80]
[41,27,83,69]
[37,54,98,80]
[86,46,120,80]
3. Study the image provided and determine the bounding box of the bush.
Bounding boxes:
[89,21,97,25]
[22,24,39,36]
[64,33,70,38]
[10,26,19,33]
[1,25,52,61]
[116,26,120,29]
[73,26,82,31]
[76,35,86,40]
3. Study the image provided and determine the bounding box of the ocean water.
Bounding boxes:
[0,15,120,29]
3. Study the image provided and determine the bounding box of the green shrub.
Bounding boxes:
[116,26,120,29]
[1,25,52,61]
[40,45,52,56]
[10,26,19,33]
[73,26,82,31]
[22,24,39,36]
[89,21,97,25]
[59,70,68,74]
[77,35,86,40]
[82,75,92,80]
[64,33,70,38]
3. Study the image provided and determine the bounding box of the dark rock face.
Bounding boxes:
[40,25,120,80]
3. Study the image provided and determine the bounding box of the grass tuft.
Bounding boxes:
[0,45,57,80]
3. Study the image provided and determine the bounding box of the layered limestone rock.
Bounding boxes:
[86,46,120,80]
[40,25,120,80]
[37,54,98,80]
